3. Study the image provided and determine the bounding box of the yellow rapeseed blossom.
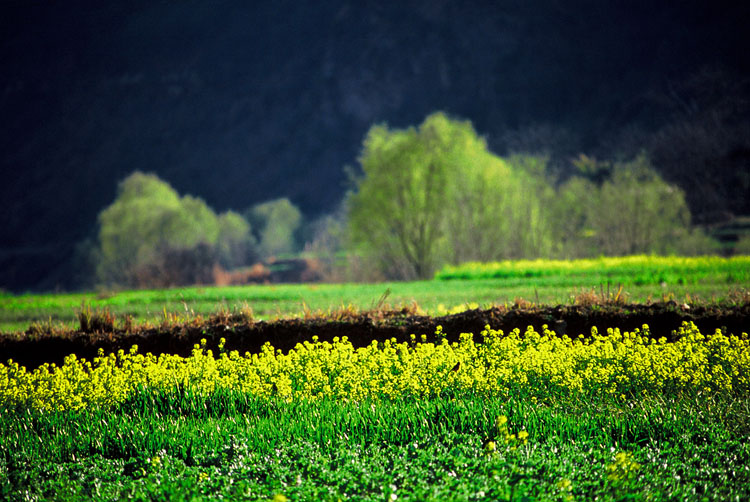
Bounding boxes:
[0,322,747,411]
[606,451,641,483]
[435,255,750,281]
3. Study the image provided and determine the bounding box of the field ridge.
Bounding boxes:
[3,301,748,370]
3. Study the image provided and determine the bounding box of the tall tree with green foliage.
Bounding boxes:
[348,112,551,279]
[348,113,454,279]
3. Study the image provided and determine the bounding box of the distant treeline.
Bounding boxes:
[84,113,747,288]
[88,172,306,288]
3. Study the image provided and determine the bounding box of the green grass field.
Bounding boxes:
[3,320,750,500]
[3,390,748,501]
[2,255,748,334]
[1,255,749,501]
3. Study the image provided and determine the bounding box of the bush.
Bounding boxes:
[244,198,302,259]
[93,172,254,288]
[553,154,712,257]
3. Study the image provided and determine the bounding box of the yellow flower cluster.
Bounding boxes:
[434,302,480,316]
[606,451,641,483]
[484,415,529,454]
[435,254,750,280]
[0,322,747,411]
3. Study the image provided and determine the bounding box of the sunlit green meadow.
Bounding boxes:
[3,390,748,501]
[2,255,749,333]
[1,255,749,500]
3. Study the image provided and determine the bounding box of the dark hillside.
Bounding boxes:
[2,0,749,291]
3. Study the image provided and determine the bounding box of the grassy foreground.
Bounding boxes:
[1,321,749,500]
[3,391,748,501]
[1,255,748,500]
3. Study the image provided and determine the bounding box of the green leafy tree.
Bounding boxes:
[591,155,697,255]
[549,176,599,257]
[554,154,711,256]
[347,113,456,279]
[216,211,256,267]
[245,198,302,259]
[348,112,552,279]
[447,152,552,263]
[501,154,556,258]
[96,172,196,285]
[95,171,254,287]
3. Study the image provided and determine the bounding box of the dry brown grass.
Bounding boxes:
[77,305,116,333]
[571,284,629,307]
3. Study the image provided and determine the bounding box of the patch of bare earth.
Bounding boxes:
[1,302,748,369]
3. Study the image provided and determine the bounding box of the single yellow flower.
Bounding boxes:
[517,430,529,444]
[557,478,572,491]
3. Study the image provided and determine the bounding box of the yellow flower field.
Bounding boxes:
[1,321,748,411]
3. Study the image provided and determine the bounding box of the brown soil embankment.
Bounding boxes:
[1,302,748,369]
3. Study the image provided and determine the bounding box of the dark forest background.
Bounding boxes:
[2,0,749,292]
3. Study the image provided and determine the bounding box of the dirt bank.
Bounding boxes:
[1,302,748,369]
